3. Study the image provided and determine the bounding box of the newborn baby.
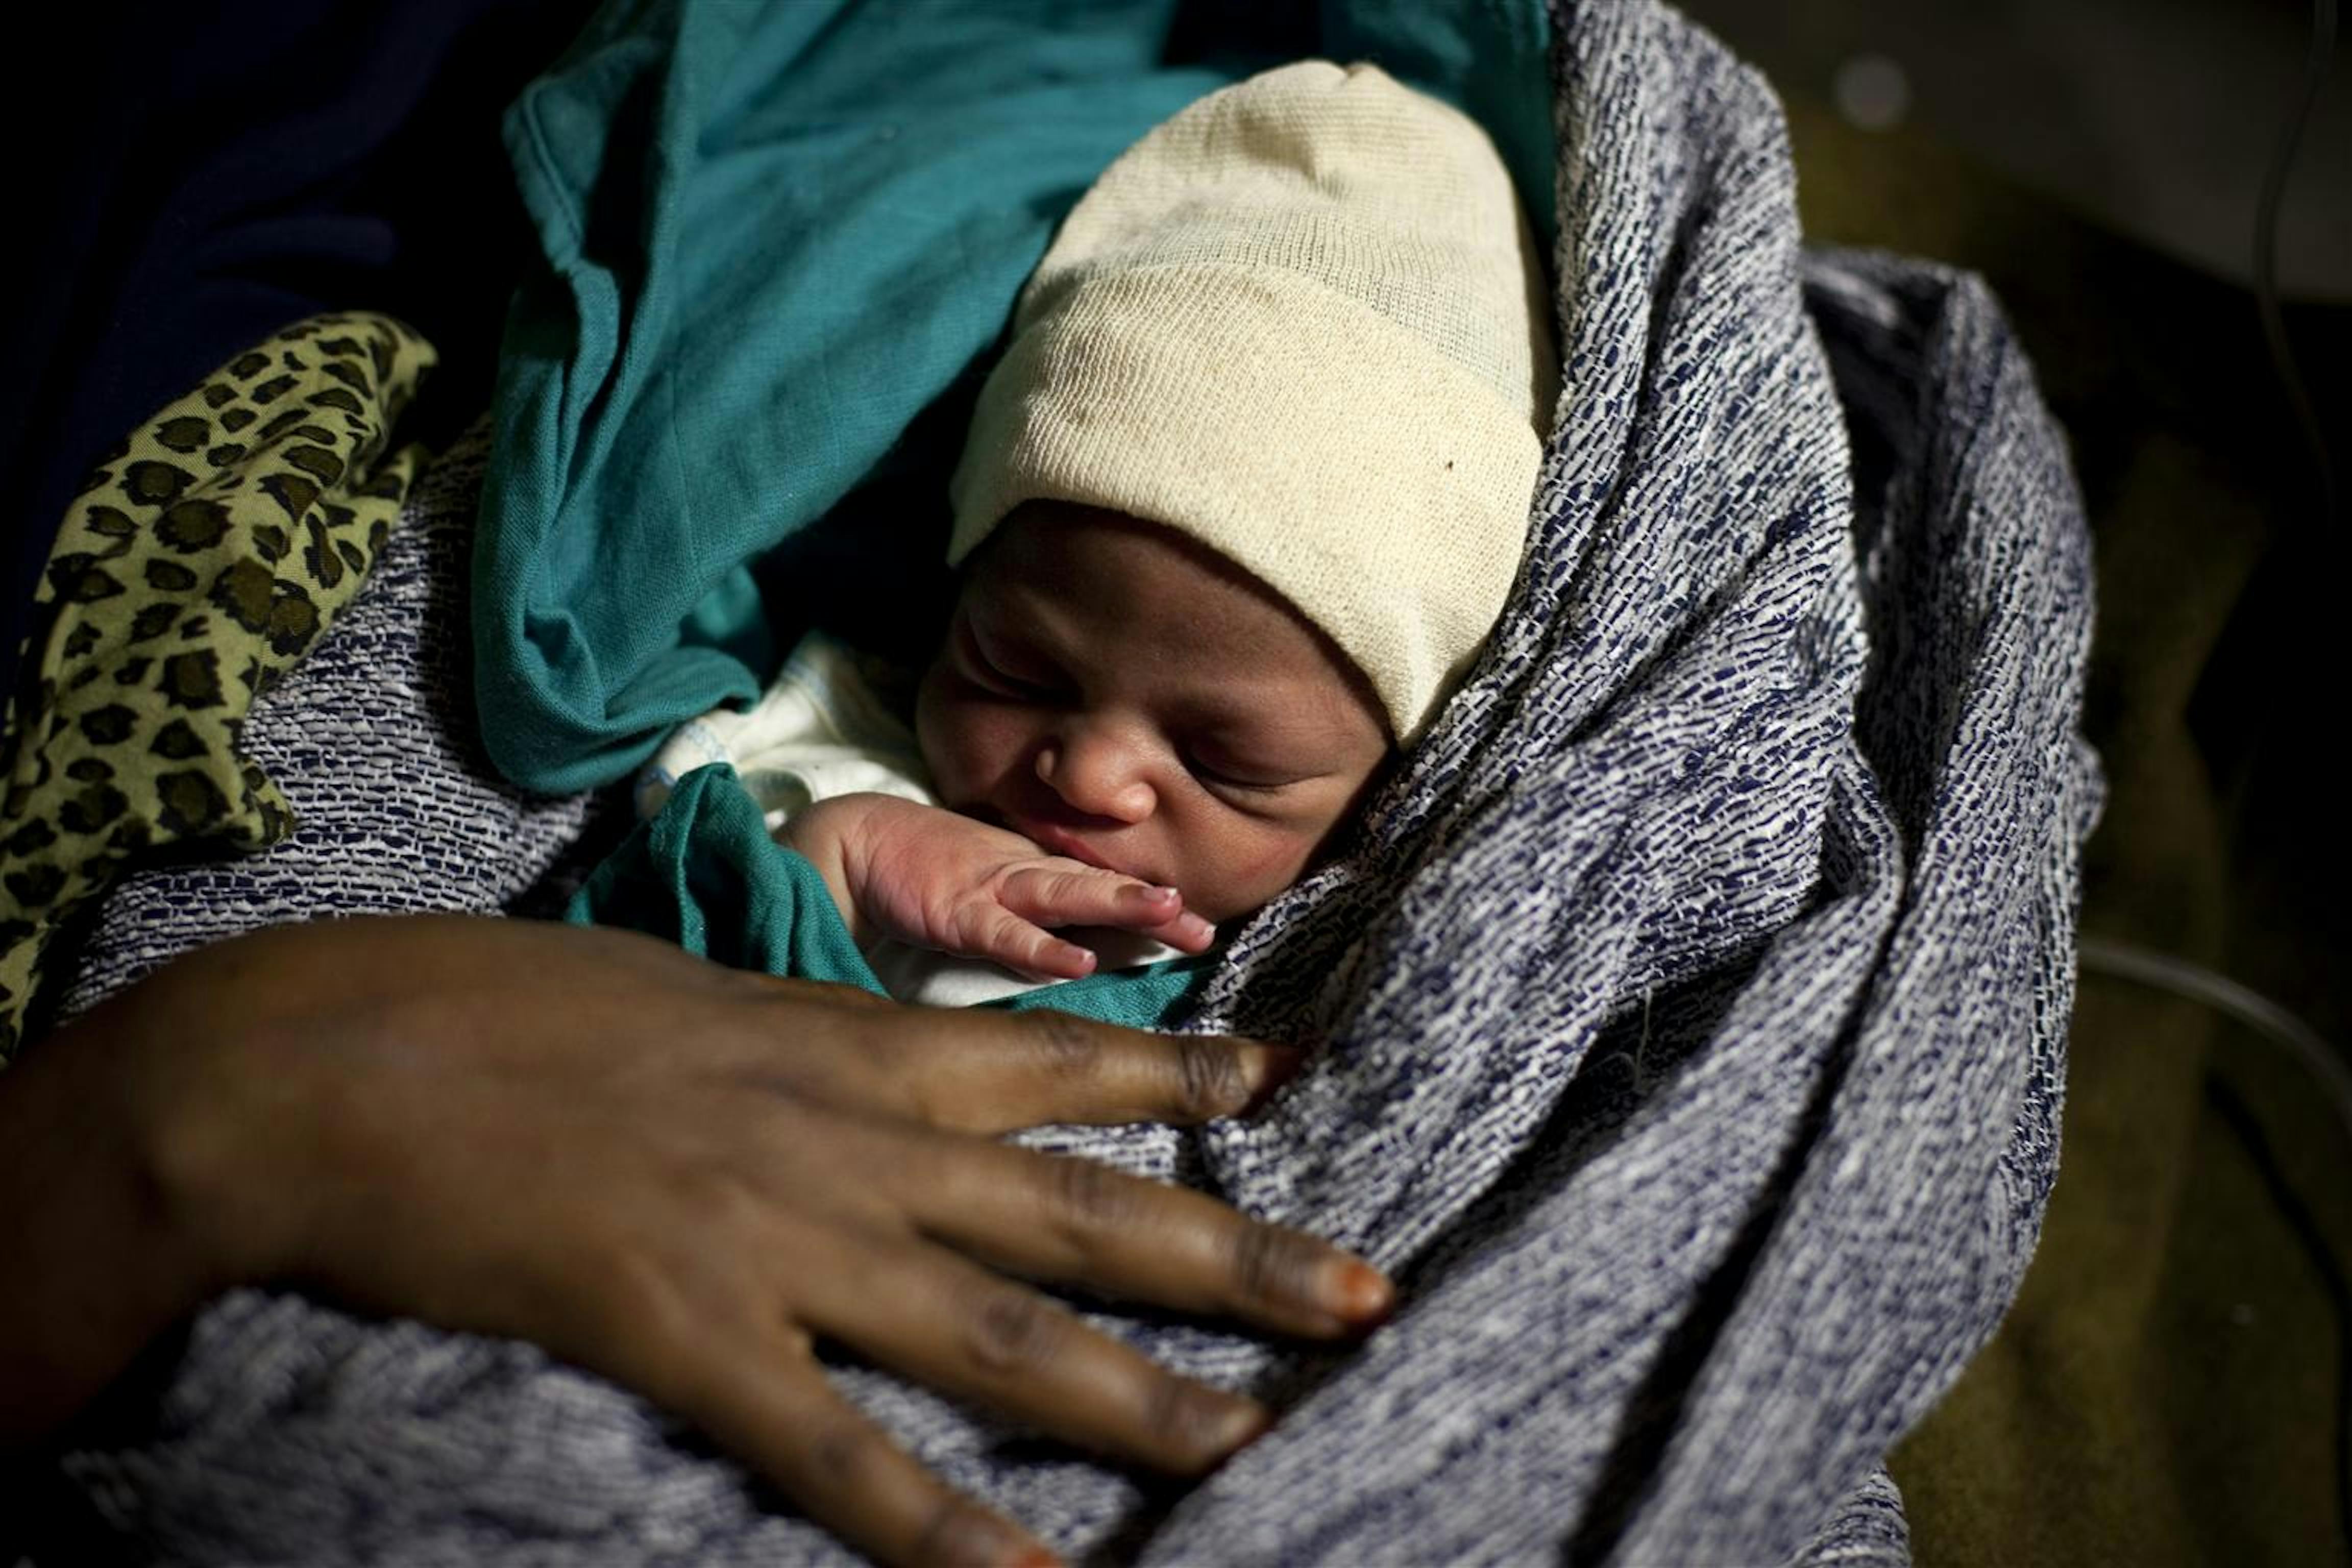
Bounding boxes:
[634,59,1556,1010]
[783,498,1394,988]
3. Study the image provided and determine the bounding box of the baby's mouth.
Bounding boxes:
[1020,818,1124,875]
[970,796,1152,883]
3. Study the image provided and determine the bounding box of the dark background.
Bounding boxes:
[1677,3,2349,1562]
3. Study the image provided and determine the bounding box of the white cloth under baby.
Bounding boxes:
[636,629,1180,1006]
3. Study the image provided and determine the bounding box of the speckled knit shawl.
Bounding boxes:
[30,4,2097,1563]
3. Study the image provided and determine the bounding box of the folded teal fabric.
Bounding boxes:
[477,0,1553,794]
[564,763,879,988]
[567,762,1212,1026]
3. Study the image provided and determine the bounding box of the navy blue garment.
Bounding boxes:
[0,0,594,708]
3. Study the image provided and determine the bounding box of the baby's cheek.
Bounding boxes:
[1198,823,1320,915]
[915,689,987,799]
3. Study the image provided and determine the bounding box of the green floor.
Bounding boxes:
[1774,90,2351,1568]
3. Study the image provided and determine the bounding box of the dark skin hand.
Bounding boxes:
[0,915,1392,1568]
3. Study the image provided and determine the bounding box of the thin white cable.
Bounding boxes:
[2078,935,2352,1147]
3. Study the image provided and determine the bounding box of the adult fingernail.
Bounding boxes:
[1326,1258,1394,1321]
[942,1513,1057,1568]
[1241,1041,1307,1092]
[1206,1397,1273,1456]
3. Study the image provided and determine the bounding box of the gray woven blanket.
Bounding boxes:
[27,4,2098,1563]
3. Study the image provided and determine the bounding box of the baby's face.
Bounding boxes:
[916,503,1392,927]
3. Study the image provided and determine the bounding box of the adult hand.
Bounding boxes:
[0,915,1390,1568]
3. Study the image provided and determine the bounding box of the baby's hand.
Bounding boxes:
[783,794,1215,981]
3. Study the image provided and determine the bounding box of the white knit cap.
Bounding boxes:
[946,60,1558,744]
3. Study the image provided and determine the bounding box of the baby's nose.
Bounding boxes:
[1035,730,1155,823]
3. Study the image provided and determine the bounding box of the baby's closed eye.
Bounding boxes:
[1182,750,1301,793]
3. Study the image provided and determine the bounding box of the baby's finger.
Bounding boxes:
[999,866,1183,933]
[960,904,1099,982]
[1131,908,1217,954]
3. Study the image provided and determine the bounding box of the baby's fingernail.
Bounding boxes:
[1040,943,1096,979]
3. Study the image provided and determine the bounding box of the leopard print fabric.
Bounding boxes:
[0,312,436,1058]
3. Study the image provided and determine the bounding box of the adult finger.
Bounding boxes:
[897,1138,1392,1339]
[800,1003,1304,1135]
[807,1240,1269,1477]
[687,1344,1057,1568]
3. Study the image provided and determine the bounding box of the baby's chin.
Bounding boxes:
[1186,885,1283,930]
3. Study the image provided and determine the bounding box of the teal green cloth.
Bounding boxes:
[478,0,1554,795]
[568,764,1214,1027]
